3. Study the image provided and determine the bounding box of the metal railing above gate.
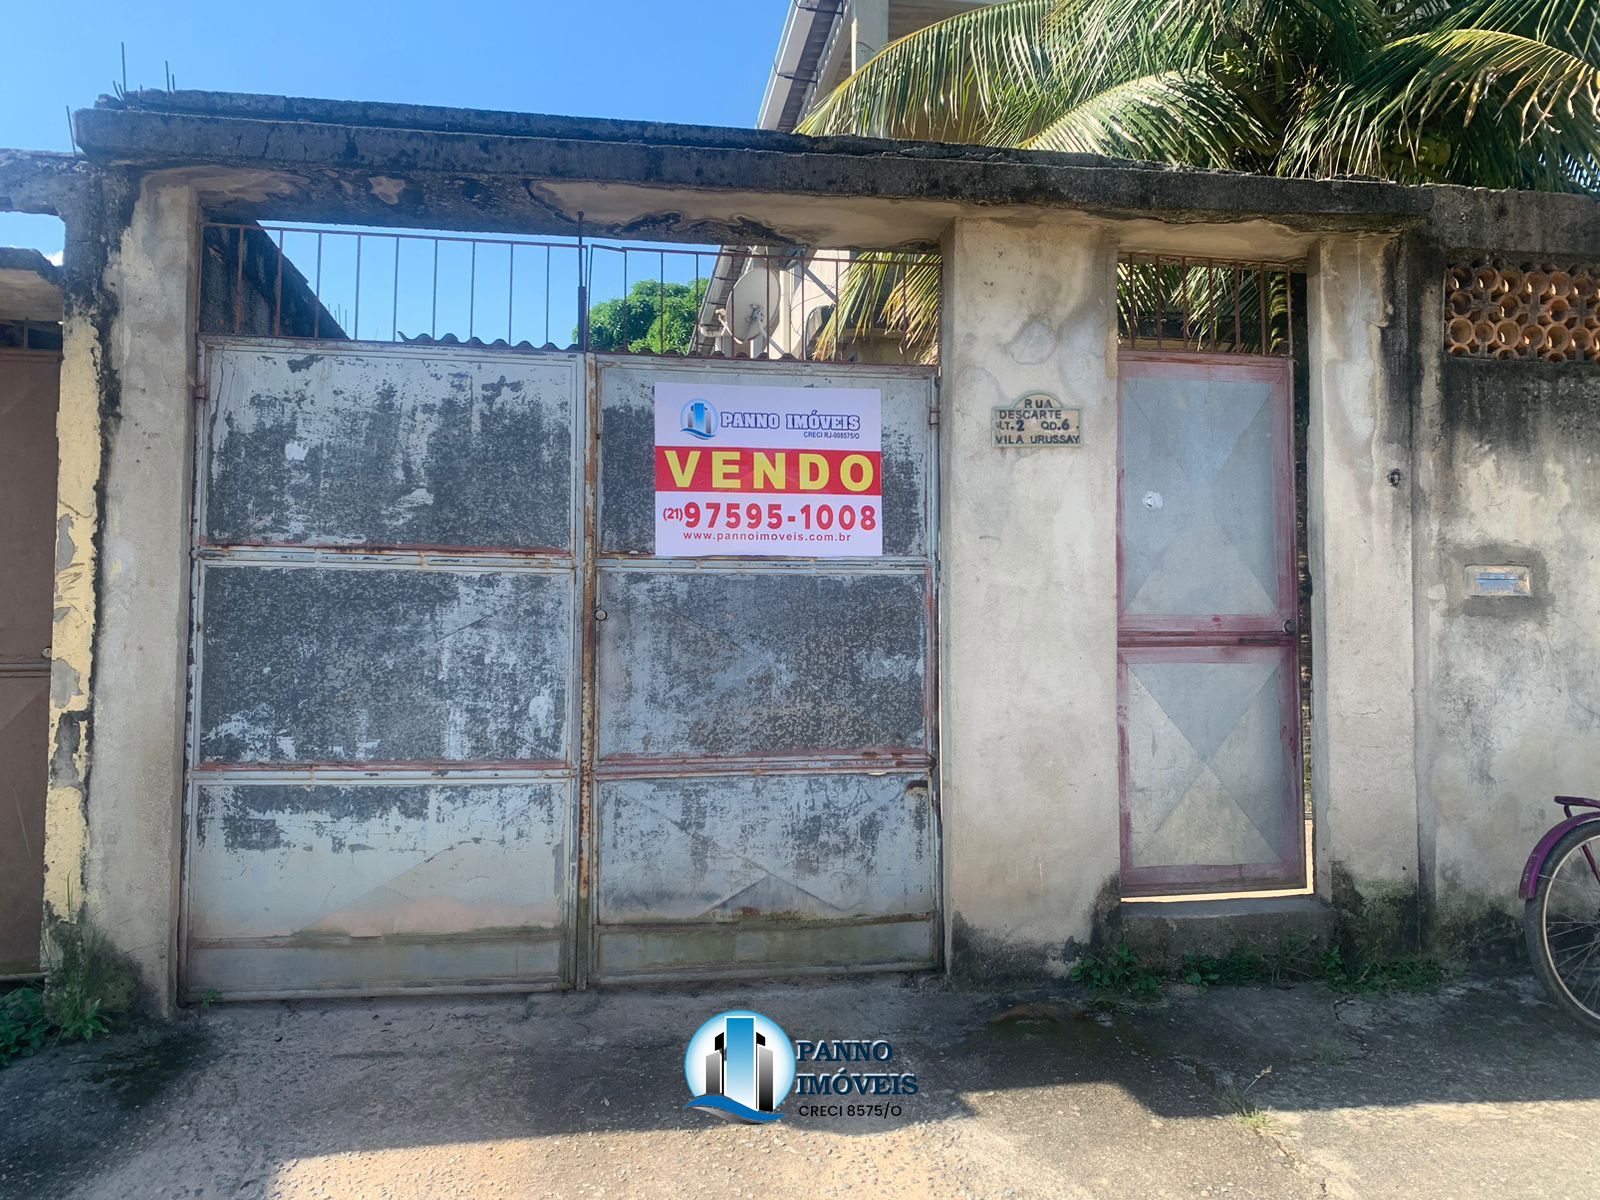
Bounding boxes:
[1118,255,1300,357]
[198,221,935,365]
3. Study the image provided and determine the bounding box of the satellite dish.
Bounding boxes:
[725,264,784,351]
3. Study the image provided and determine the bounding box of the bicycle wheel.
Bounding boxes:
[1525,822,1600,1035]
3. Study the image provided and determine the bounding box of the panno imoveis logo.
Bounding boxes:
[684,1010,796,1124]
[680,398,719,439]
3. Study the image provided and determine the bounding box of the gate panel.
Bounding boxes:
[203,348,574,551]
[186,780,567,995]
[597,572,928,760]
[185,341,582,998]
[590,359,939,980]
[1116,353,1303,893]
[197,565,571,766]
[597,366,933,558]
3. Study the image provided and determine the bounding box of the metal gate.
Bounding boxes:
[0,348,58,975]
[1116,352,1304,895]
[587,359,938,981]
[183,339,937,998]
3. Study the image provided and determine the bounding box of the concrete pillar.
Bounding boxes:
[851,0,890,71]
[1304,235,1420,910]
[939,217,1121,978]
[78,178,198,1010]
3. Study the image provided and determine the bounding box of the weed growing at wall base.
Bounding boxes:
[0,914,140,1069]
[1071,941,1448,1003]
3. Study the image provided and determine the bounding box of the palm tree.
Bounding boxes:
[795,0,1600,356]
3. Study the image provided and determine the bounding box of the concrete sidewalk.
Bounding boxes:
[1,973,1596,1200]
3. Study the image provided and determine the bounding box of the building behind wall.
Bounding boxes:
[1,88,1597,1010]
[0,246,61,977]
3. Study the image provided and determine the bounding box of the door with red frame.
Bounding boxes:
[1117,352,1304,895]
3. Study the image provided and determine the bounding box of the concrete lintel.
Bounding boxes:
[68,103,1443,245]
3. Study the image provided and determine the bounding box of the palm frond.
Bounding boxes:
[1044,0,1383,85]
[811,253,941,362]
[1022,70,1269,166]
[797,0,1062,143]
[1285,25,1600,187]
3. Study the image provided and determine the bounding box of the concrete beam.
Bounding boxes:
[67,97,1441,249]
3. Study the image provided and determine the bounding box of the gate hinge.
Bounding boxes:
[192,383,208,405]
[929,376,941,426]
[928,406,940,427]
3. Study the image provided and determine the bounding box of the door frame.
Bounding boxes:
[1115,349,1305,896]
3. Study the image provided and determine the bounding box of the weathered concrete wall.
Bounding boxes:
[1304,236,1421,922]
[939,217,1120,979]
[1417,353,1600,953]
[76,179,198,1008]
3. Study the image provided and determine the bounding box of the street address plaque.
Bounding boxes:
[992,392,1082,448]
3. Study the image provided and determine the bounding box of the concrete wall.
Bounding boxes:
[939,217,1121,978]
[1304,237,1421,928]
[1417,352,1600,953]
[75,179,198,1008]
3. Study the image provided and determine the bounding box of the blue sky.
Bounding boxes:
[0,0,791,255]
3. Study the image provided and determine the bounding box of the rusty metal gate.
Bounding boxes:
[183,339,938,998]
[0,348,58,976]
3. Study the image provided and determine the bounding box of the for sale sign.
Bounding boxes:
[654,382,883,558]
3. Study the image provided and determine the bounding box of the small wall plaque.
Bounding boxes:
[992,392,1082,448]
[1467,565,1531,597]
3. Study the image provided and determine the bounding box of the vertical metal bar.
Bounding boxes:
[353,234,363,341]
[233,225,246,335]
[1179,256,1189,347]
[658,250,666,354]
[273,229,285,339]
[799,256,807,361]
[508,243,516,343]
[544,246,552,346]
[391,236,400,342]
[695,253,704,357]
[431,239,439,338]
[900,258,908,364]
[1258,264,1268,356]
[468,240,477,340]
[1207,262,1217,351]
[1127,258,1137,348]
[313,232,323,339]
[577,213,589,354]
[1154,257,1165,349]
[1286,267,1294,358]
[1233,265,1242,351]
